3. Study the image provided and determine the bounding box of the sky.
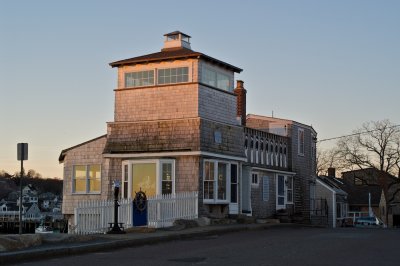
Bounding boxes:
[1,0,399,178]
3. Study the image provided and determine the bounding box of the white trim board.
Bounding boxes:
[103,151,247,162]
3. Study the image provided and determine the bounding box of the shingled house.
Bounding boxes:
[59,32,317,226]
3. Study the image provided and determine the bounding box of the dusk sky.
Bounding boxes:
[1,0,399,178]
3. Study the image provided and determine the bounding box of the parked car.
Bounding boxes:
[354,216,385,227]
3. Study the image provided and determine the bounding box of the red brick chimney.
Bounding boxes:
[327,167,336,177]
[234,80,247,126]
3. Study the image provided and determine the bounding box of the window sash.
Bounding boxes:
[203,160,230,203]
[298,129,305,155]
[73,165,101,194]
[125,70,155,88]
[158,67,188,85]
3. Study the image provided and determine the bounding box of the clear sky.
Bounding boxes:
[1,0,399,178]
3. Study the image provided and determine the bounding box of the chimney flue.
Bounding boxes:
[234,80,247,126]
[327,167,336,177]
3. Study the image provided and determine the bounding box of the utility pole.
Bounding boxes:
[17,143,28,235]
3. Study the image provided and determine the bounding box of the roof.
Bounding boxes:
[317,176,347,195]
[109,47,242,73]
[164,31,191,38]
[334,177,382,206]
[59,134,107,163]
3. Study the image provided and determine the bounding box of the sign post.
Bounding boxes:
[17,143,28,235]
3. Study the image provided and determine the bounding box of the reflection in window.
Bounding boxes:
[158,67,188,85]
[132,163,157,197]
[125,70,154,87]
[162,163,173,194]
[73,165,101,193]
[201,65,232,91]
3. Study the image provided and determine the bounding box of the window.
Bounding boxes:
[125,70,154,87]
[354,177,363,185]
[286,176,293,203]
[298,128,305,155]
[203,160,232,203]
[204,161,215,200]
[122,159,175,199]
[123,165,128,199]
[251,173,259,185]
[161,162,173,195]
[262,176,269,202]
[201,65,232,91]
[73,165,101,193]
[158,67,188,85]
[230,164,238,203]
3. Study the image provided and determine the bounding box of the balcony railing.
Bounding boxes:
[244,127,290,170]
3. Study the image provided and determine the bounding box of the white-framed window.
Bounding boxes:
[251,173,259,185]
[298,128,305,156]
[201,65,232,91]
[203,159,233,204]
[286,176,293,203]
[125,70,155,87]
[72,164,101,194]
[230,164,238,203]
[158,67,189,85]
[121,159,175,199]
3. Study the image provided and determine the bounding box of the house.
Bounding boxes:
[341,168,400,227]
[316,173,348,228]
[59,32,317,226]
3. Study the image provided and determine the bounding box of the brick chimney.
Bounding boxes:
[234,80,247,126]
[327,167,336,177]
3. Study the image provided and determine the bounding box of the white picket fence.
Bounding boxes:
[147,191,198,228]
[72,191,198,235]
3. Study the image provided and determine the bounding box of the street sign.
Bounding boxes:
[17,143,28,161]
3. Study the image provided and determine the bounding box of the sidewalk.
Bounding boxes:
[0,222,296,265]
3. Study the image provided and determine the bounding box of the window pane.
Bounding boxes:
[88,165,101,192]
[132,163,157,197]
[217,163,227,200]
[162,181,172,195]
[74,165,86,192]
[125,70,154,88]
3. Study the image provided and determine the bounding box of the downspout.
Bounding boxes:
[332,191,336,228]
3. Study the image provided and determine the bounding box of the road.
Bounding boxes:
[16,227,400,266]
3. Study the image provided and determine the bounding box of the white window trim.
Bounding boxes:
[298,128,305,156]
[72,164,102,195]
[121,159,175,199]
[203,159,231,204]
[251,172,259,186]
[276,174,295,210]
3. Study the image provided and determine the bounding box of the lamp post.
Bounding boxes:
[107,180,126,234]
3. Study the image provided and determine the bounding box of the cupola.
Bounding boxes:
[162,31,191,50]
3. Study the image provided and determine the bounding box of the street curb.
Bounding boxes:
[0,223,308,265]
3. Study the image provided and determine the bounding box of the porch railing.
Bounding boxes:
[72,191,198,235]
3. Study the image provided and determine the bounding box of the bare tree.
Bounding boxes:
[336,119,400,176]
[316,146,347,176]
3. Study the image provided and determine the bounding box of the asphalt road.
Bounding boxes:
[16,227,400,266]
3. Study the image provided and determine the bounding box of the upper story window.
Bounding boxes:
[125,70,155,88]
[201,65,232,92]
[158,67,188,85]
[298,128,305,156]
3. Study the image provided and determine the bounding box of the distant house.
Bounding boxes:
[316,174,348,228]
[59,31,317,227]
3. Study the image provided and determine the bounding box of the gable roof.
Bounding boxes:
[317,176,347,195]
[109,47,242,73]
[335,177,381,206]
[59,134,107,163]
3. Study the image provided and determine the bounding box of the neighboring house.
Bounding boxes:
[23,203,42,221]
[59,31,317,226]
[316,175,348,228]
[341,168,400,227]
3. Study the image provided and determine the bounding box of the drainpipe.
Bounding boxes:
[332,191,336,228]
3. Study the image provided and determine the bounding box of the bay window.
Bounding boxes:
[203,160,233,204]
